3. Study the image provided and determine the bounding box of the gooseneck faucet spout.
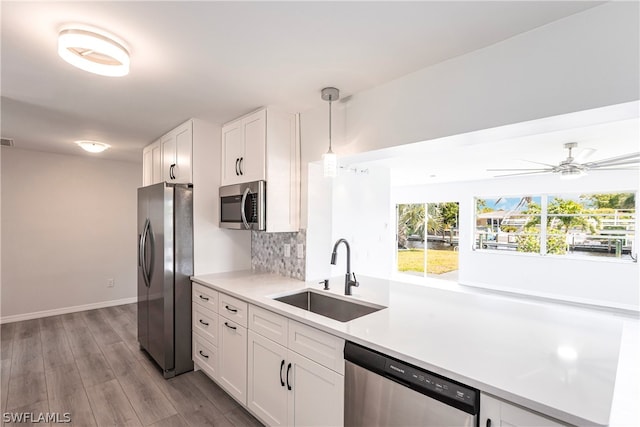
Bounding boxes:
[330,238,359,295]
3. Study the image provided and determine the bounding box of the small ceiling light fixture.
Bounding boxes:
[76,140,110,153]
[321,87,340,178]
[58,26,130,77]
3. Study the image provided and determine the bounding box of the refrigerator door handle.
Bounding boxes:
[140,218,154,288]
[140,218,151,288]
[240,187,251,229]
[145,221,155,286]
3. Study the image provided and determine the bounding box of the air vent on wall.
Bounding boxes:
[1,138,15,147]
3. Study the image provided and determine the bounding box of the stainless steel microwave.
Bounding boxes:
[219,180,266,231]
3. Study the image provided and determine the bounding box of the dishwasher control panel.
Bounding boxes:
[345,341,479,415]
[385,359,477,408]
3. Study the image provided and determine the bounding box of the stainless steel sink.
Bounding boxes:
[273,290,385,322]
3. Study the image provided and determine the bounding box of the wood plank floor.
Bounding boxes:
[0,304,263,427]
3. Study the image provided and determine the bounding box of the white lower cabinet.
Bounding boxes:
[218,317,248,405]
[247,331,289,426]
[287,349,344,427]
[247,305,344,427]
[481,393,565,427]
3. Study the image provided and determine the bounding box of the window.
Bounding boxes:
[396,202,459,280]
[475,192,636,261]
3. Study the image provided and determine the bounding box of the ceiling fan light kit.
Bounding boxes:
[488,142,639,179]
[58,26,130,77]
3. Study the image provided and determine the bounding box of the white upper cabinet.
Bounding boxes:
[162,120,193,184]
[221,107,300,232]
[142,120,193,186]
[222,109,267,185]
[142,139,162,186]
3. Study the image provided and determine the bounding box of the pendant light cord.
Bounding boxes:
[328,96,333,152]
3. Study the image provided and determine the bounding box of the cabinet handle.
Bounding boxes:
[170,163,176,180]
[199,350,209,359]
[235,158,240,176]
[224,321,236,330]
[286,363,292,390]
[199,295,209,301]
[486,419,491,427]
[280,360,285,387]
[198,319,209,326]
[225,305,238,313]
[239,157,244,175]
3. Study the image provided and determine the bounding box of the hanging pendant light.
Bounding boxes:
[321,87,339,178]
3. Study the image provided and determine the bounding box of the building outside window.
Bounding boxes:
[474,192,636,261]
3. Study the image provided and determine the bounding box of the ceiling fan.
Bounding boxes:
[488,142,640,179]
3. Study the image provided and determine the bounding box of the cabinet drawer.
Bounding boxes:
[219,293,248,327]
[193,332,218,380]
[248,305,288,347]
[193,283,218,312]
[192,303,219,345]
[288,321,345,375]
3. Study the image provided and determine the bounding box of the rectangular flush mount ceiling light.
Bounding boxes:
[58,26,130,77]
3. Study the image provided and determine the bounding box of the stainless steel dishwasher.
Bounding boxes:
[345,342,479,427]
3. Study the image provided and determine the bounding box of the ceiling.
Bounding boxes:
[343,103,640,185]
[1,1,604,163]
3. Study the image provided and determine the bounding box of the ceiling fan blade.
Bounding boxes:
[574,147,596,163]
[588,159,640,168]
[586,152,640,167]
[589,166,639,171]
[521,160,558,168]
[486,168,550,172]
[493,171,552,177]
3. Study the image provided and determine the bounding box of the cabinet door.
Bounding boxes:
[143,140,162,186]
[240,109,266,182]
[161,133,177,183]
[218,318,247,405]
[143,146,153,186]
[247,331,288,426]
[173,120,192,183]
[288,350,344,427]
[481,394,565,427]
[221,120,244,186]
[151,142,162,184]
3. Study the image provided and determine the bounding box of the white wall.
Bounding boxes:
[329,167,394,280]
[0,148,141,320]
[192,118,251,275]
[393,171,640,311]
[343,2,639,155]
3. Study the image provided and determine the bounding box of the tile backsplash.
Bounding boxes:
[251,229,306,281]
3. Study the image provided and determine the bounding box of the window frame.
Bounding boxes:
[474,191,637,262]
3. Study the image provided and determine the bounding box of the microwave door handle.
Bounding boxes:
[240,187,251,229]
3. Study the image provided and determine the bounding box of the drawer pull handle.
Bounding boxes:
[225,305,238,313]
[224,322,237,330]
[486,419,491,427]
[199,319,209,326]
[199,350,209,359]
[280,359,285,387]
[199,295,209,301]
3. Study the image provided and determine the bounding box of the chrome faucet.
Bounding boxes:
[330,238,359,295]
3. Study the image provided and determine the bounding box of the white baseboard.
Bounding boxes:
[0,297,138,324]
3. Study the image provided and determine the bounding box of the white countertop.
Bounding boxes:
[191,270,640,427]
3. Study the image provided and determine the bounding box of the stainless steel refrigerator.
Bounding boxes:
[137,182,193,378]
